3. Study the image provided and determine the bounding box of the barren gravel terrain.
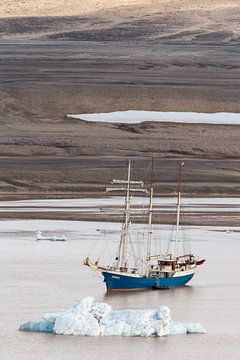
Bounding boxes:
[0,0,239,197]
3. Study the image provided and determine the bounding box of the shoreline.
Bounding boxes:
[0,210,239,227]
[1,192,240,201]
[0,196,239,226]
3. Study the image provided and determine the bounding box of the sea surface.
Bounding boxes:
[0,199,240,359]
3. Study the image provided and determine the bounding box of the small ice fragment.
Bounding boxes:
[186,322,207,334]
[169,321,206,335]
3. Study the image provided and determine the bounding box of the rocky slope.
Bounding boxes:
[0,0,239,45]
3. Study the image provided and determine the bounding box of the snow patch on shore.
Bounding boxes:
[19,297,206,337]
[67,110,240,125]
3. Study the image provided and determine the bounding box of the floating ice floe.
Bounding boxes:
[19,297,206,337]
[67,110,240,125]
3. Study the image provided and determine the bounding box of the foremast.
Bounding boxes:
[106,160,149,271]
[116,160,131,270]
[84,160,155,276]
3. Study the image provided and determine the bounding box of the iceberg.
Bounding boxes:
[19,297,206,337]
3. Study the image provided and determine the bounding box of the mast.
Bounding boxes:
[121,160,131,269]
[145,158,154,274]
[175,161,184,258]
[106,160,148,271]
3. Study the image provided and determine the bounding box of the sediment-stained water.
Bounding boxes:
[0,199,240,359]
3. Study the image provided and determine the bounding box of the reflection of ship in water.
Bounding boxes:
[84,160,205,291]
[35,231,66,242]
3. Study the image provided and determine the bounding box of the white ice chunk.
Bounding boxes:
[19,297,206,337]
[185,322,207,334]
[54,311,101,336]
[104,319,128,336]
[157,306,171,320]
[75,296,95,315]
[43,312,60,323]
[169,321,188,335]
[103,309,170,337]
[169,321,206,335]
[90,301,112,323]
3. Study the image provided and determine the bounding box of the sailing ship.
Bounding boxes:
[84,160,205,291]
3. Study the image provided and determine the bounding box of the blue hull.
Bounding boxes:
[102,271,194,290]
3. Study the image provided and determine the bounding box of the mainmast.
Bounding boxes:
[145,158,154,274]
[121,160,131,269]
[106,160,148,271]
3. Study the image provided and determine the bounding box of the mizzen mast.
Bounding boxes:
[175,161,184,257]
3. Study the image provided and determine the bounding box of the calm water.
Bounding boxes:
[0,216,240,359]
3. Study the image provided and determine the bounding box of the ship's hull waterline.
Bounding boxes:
[102,269,195,290]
